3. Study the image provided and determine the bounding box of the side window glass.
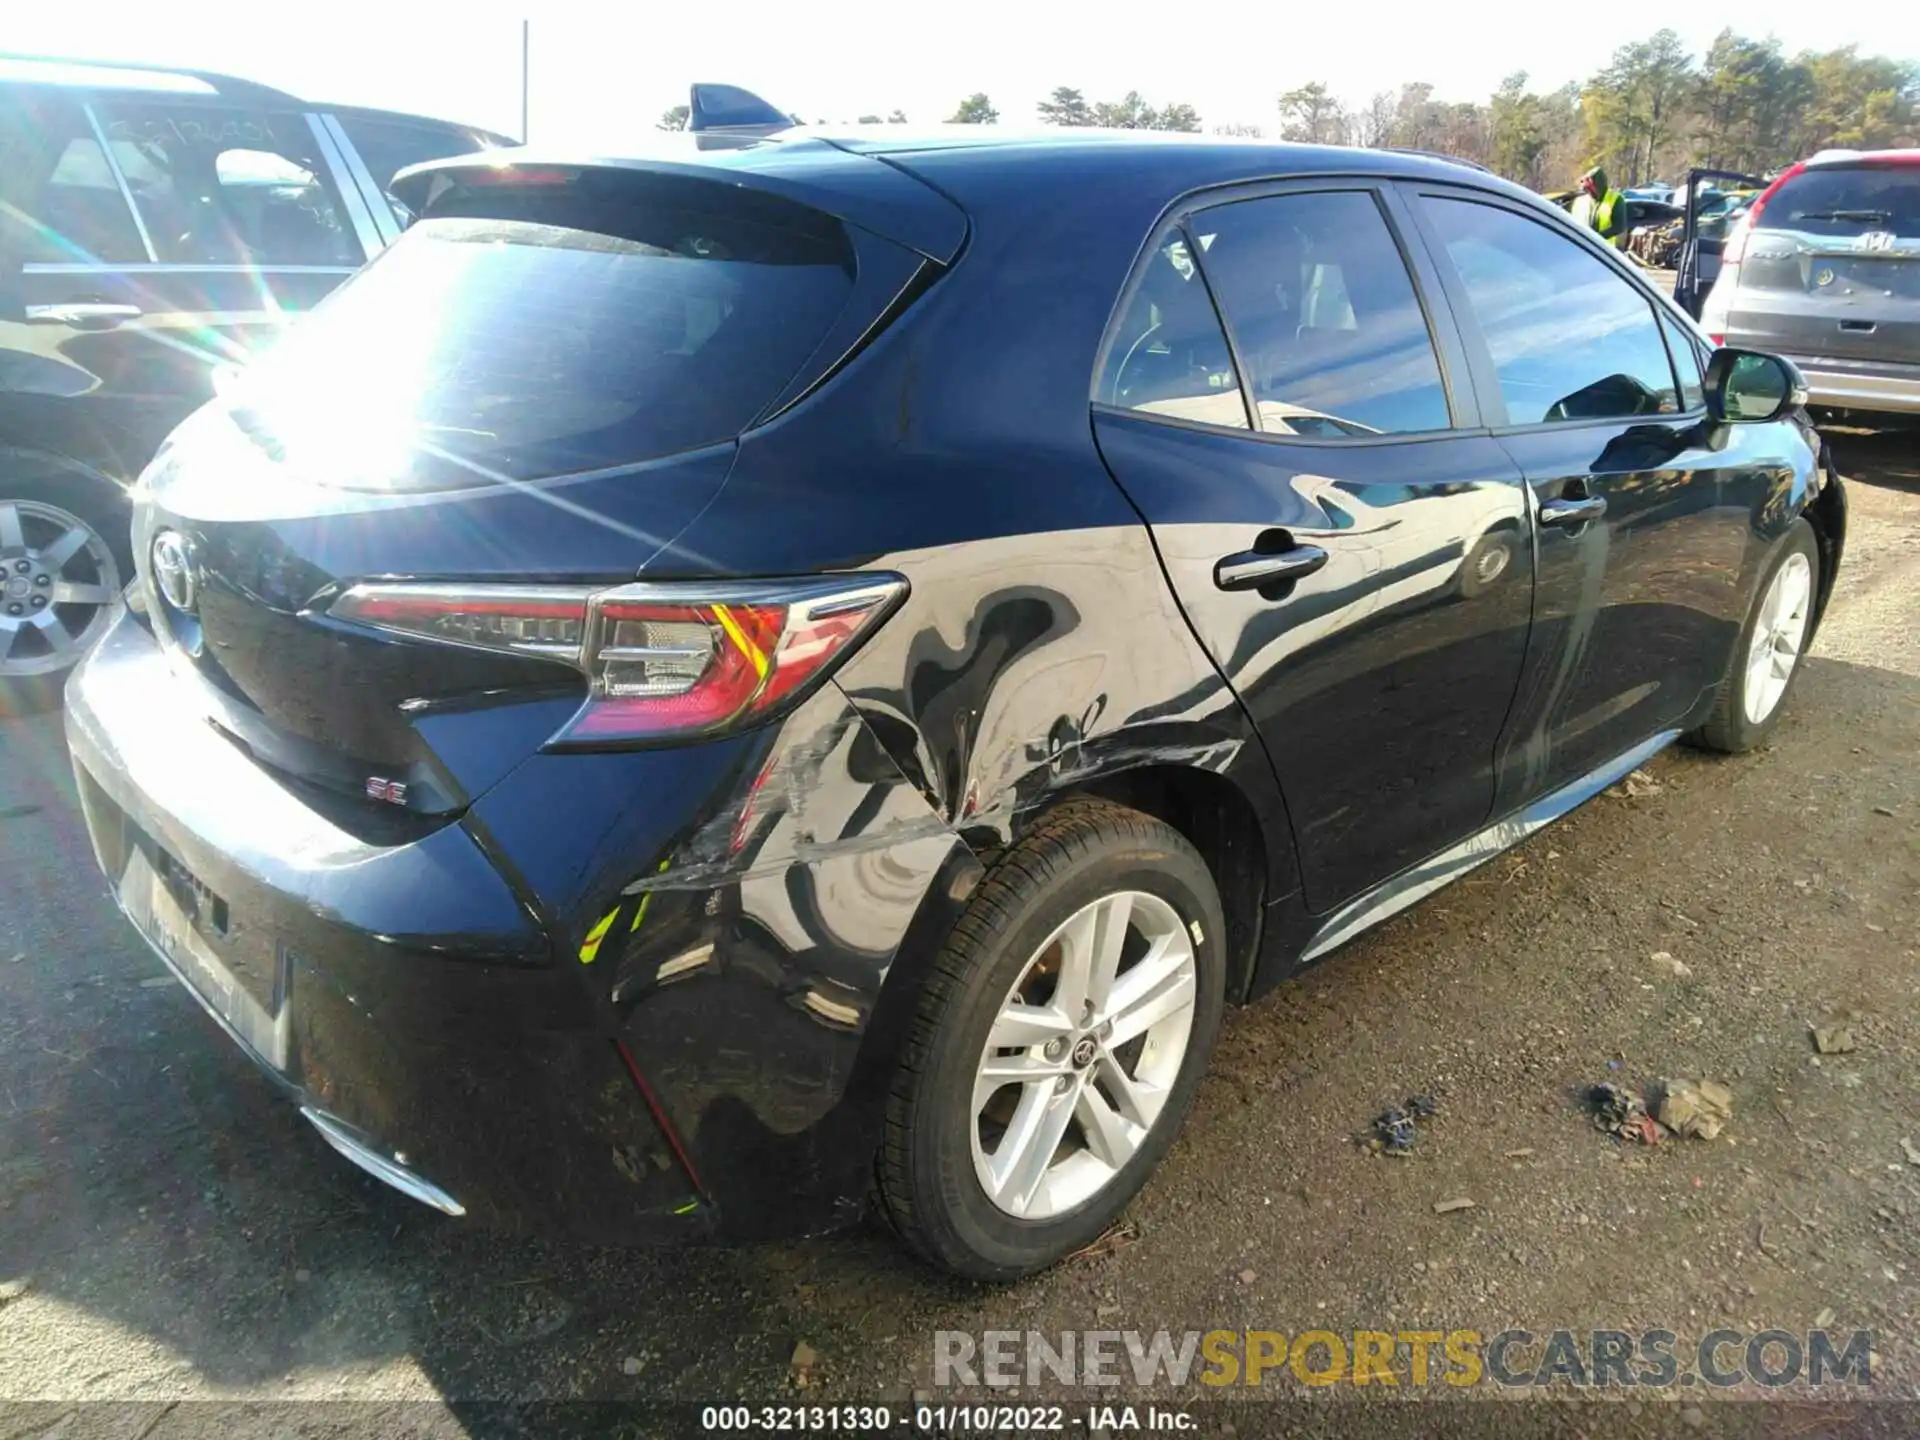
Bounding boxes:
[94,104,359,266]
[1421,197,1680,425]
[334,114,495,226]
[0,97,146,263]
[1097,232,1249,430]
[1192,190,1452,438]
[1659,311,1707,411]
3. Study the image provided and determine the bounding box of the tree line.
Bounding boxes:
[659,30,1913,191]
[1255,31,1914,187]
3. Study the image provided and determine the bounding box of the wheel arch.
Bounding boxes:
[1020,764,1271,1005]
[1801,457,1846,645]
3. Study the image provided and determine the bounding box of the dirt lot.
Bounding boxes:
[1,428,1915,1435]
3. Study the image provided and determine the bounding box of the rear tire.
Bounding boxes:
[877,800,1225,1281]
[1686,518,1819,754]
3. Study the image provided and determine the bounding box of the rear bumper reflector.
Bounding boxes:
[302,1107,467,1216]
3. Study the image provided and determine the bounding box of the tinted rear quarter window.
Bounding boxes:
[1096,233,1249,429]
[1757,166,1920,238]
[223,174,858,489]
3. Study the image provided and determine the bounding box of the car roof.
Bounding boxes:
[814,126,1547,241]
[797,122,1497,179]
[0,52,507,140]
[1804,148,1920,168]
[395,125,1532,265]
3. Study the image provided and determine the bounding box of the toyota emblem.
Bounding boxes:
[150,530,199,615]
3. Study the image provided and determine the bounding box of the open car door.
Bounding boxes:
[1674,167,1767,317]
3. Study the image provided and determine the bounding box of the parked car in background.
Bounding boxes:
[0,53,508,707]
[1692,150,1920,423]
[67,106,1842,1279]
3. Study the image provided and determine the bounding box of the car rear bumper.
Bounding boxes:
[1784,357,1920,415]
[65,607,972,1243]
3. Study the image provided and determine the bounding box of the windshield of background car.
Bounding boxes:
[1755,166,1920,239]
[217,177,858,491]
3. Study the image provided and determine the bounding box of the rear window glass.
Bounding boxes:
[1756,166,1920,238]
[221,179,857,489]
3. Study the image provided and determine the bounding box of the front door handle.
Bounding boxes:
[1215,543,1330,592]
[25,302,143,328]
[1538,494,1608,528]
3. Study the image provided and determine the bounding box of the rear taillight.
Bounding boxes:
[329,575,905,745]
[1722,163,1803,266]
[1720,216,1753,267]
[455,164,579,187]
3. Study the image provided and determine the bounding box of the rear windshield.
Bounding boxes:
[221,177,857,489]
[1756,166,1920,239]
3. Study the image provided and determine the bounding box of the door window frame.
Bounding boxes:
[316,113,406,245]
[1091,176,1491,448]
[321,111,499,246]
[19,92,379,278]
[1395,180,1708,435]
[1089,216,1256,435]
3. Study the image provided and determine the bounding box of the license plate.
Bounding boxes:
[118,844,289,1069]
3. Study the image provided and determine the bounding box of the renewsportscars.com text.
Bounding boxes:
[934,1327,1873,1390]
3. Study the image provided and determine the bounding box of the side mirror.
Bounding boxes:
[1704,348,1806,424]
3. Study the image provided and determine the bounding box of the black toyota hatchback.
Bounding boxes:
[67,121,1844,1279]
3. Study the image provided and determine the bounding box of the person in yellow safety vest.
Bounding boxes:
[1570,166,1629,249]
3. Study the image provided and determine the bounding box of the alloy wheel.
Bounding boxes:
[0,500,121,678]
[1743,550,1811,725]
[970,890,1198,1220]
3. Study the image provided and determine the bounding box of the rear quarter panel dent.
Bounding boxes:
[832,526,1258,835]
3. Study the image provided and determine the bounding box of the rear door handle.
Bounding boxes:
[1538,495,1607,528]
[1215,543,1330,591]
[25,302,143,328]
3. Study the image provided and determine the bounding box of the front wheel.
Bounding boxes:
[877,800,1225,1281]
[0,492,126,716]
[1458,529,1517,597]
[1686,518,1819,754]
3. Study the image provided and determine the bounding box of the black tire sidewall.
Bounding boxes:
[910,825,1225,1278]
[1459,530,1517,598]
[1722,519,1821,751]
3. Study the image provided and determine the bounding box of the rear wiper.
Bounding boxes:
[1796,209,1892,223]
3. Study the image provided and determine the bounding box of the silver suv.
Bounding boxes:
[1699,151,1919,420]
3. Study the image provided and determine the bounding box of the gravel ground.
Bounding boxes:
[1,427,1915,1437]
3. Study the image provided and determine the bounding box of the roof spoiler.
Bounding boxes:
[1388,148,1491,174]
[687,83,795,137]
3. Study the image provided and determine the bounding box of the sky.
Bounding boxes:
[9,1,1920,145]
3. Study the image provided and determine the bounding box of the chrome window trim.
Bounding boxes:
[304,112,381,260]
[318,114,402,246]
[80,102,158,262]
